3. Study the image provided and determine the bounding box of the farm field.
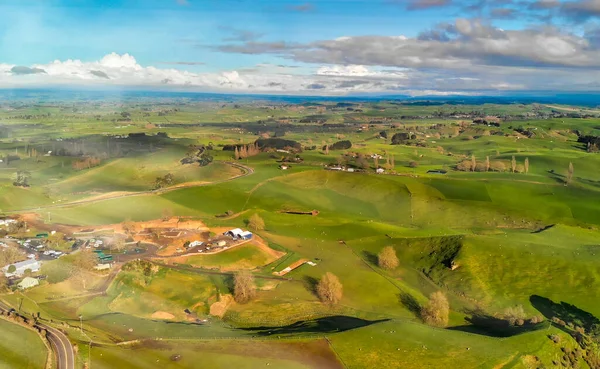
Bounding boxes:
[1,95,600,369]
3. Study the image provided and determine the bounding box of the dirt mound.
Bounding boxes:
[210,294,233,318]
[151,311,175,320]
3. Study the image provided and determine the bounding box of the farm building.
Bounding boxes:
[2,259,42,278]
[224,228,253,240]
[189,240,204,248]
[376,168,385,174]
[18,277,39,290]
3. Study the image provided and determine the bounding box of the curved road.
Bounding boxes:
[7,161,254,214]
[0,301,75,369]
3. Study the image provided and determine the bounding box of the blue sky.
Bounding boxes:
[1,0,600,95]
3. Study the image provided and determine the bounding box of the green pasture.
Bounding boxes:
[0,318,47,369]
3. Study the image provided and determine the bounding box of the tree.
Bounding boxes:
[121,219,136,236]
[161,208,173,221]
[234,146,240,160]
[511,156,517,173]
[71,249,97,289]
[567,162,574,184]
[471,155,476,172]
[485,156,490,172]
[7,265,16,274]
[420,291,450,327]
[0,274,7,292]
[233,271,256,304]
[248,214,265,231]
[378,246,399,270]
[524,157,529,174]
[316,272,343,305]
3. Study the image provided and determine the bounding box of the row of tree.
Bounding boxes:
[234,143,261,160]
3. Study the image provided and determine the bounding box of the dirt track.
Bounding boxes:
[6,161,253,214]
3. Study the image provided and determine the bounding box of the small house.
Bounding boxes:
[376,168,385,174]
[17,277,39,290]
[216,240,227,247]
[94,263,111,271]
[279,165,289,170]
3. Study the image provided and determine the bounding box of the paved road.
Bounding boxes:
[0,301,75,369]
[6,161,254,214]
[39,323,76,369]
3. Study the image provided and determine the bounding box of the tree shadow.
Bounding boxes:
[530,295,600,331]
[398,292,421,317]
[239,316,389,336]
[362,251,378,266]
[547,170,568,185]
[448,308,549,338]
[303,275,319,295]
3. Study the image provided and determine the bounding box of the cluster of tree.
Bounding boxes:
[122,259,161,277]
[578,135,600,153]
[324,140,352,151]
[12,171,30,187]
[255,138,302,152]
[391,132,417,145]
[513,126,535,138]
[180,144,213,166]
[234,143,261,160]
[43,249,98,288]
[72,157,102,171]
[153,173,174,190]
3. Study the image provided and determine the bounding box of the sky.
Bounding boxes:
[1,0,600,96]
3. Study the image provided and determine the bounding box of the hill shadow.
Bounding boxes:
[239,316,389,336]
[530,295,600,330]
[448,309,549,337]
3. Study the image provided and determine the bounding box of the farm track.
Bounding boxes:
[7,161,254,214]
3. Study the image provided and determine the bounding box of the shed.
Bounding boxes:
[18,277,39,290]
[2,259,42,278]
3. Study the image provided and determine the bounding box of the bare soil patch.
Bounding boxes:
[151,311,175,320]
[210,294,233,318]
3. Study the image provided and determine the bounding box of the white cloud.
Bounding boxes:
[316,65,408,78]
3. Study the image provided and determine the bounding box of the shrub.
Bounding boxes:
[378,246,399,270]
[408,161,419,168]
[503,305,526,326]
[316,272,343,305]
[456,160,473,171]
[490,161,506,172]
[421,291,449,327]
